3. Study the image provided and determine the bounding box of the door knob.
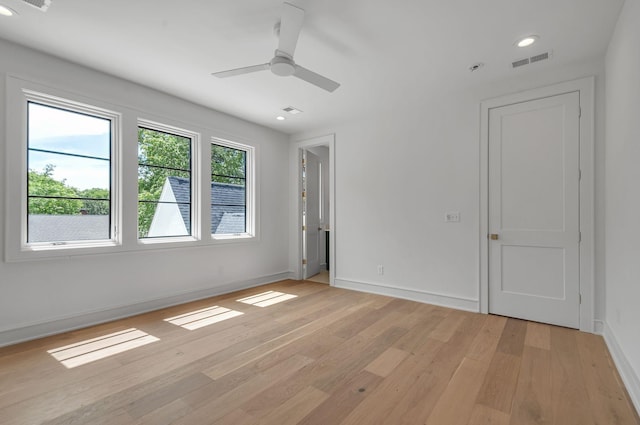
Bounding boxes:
[490,234,499,240]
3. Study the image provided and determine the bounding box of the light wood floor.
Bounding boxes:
[0,280,638,425]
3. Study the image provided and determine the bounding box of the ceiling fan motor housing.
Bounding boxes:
[270,55,296,76]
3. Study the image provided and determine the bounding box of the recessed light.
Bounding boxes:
[0,5,17,16]
[516,35,539,48]
[276,116,285,121]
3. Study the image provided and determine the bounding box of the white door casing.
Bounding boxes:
[303,150,321,279]
[488,91,580,328]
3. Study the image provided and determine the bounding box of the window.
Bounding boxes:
[211,140,254,238]
[26,99,115,246]
[137,123,196,239]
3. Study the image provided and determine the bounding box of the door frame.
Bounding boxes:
[479,77,595,332]
[291,134,336,285]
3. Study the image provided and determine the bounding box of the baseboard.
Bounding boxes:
[334,278,479,312]
[0,271,291,348]
[602,322,640,416]
[593,319,605,334]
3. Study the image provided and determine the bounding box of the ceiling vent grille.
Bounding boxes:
[282,106,302,114]
[512,51,552,69]
[512,58,530,68]
[21,0,51,11]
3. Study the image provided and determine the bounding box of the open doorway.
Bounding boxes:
[292,134,335,285]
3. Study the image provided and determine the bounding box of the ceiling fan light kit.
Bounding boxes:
[212,2,340,92]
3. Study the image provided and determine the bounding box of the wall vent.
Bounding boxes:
[512,51,552,69]
[21,0,51,11]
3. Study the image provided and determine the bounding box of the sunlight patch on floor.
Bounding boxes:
[47,328,159,368]
[164,305,244,330]
[236,291,298,307]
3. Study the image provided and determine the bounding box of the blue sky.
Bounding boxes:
[29,103,111,190]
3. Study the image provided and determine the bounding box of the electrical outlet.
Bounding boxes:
[445,211,460,222]
[377,265,384,275]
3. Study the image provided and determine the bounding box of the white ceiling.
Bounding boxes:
[0,0,624,134]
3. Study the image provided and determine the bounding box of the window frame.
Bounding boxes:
[210,138,255,241]
[15,89,121,254]
[4,76,259,262]
[137,119,200,244]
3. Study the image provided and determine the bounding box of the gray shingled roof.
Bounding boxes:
[28,215,110,242]
[167,176,245,234]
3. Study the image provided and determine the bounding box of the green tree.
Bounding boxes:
[136,130,247,238]
[79,188,110,215]
[211,145,246,184]
[28,165,83,215]
[137,128,191,237]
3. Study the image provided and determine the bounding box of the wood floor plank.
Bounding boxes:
[476,351,521,413]
[364,347,410,377]
[497,318,527,357]
[429,311,467,342]
[509,345,552,425]
[131,399,192,425]
[549,326,595,425]
[338,339,445,425]
[176,354,313,424]
[525,322,551,350]
[0,280,637,425]
[466,315,507,362]
[576,331,640,425]
[467,404,511,425]
[257,386,328,425]
[424,357,490,425]
[297,370,383,425]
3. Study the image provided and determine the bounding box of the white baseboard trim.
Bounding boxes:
[0,271,292,348]
[334,278,479,312]
[602,322,640,416]
[593,319,605,334]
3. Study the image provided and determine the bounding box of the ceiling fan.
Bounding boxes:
[212,2,340,92]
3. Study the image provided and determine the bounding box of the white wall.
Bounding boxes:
[0,39,291,346]
[293,58,606,315]
[604,0,640,412]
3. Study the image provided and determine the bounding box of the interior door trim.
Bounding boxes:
[479,77,595,332]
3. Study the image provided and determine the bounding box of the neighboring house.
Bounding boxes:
[28,215,110,243]
[147,176,245,237]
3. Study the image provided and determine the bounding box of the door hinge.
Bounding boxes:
[302,225,306,231]
[579,293,582,304]
[302,259,307,265]
[579,107,582,118]
[579,169,582,181]
[302,191,306,198]
[579,232,582,243]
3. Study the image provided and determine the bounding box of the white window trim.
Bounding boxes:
[137,119,200,244]
[5,85,122,260]
[4,76,260,262]
[210,137,256,241]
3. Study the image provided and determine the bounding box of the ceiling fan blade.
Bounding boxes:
[293,65,340,92]
[277,2,304,58]
[212,63,270,78]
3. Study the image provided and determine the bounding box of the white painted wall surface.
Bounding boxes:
[0,39,290,346]
[605,0,640,412]
[292,59,607,315]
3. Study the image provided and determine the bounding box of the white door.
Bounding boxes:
[303,150,321,279]
[488,92,580,328]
